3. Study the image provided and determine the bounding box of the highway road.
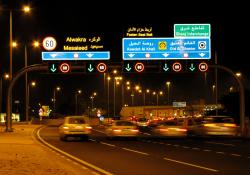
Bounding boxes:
[38,126,250,175]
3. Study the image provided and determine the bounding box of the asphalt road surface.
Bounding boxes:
[39,126,250,175]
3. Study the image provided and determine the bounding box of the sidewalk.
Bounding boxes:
[0,124,93,175]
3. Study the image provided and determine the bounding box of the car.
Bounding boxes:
[185,116,238,137]
[58,116,92,141]
[152,120,187,137]
[136,117,149,127]
[105,120,139,138]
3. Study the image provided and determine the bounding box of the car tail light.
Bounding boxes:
[204,123,216,127]
[113,129,122,132]
[159,128,168,132]
[85,126,92,129]
[176,128,187,132]
[223,123,237,127]
[131,129,139,132]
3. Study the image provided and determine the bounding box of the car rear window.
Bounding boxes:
[138,118,148,122]
[68,118,85,124]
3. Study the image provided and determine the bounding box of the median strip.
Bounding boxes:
[163,157,219,172]
[122,148,149,156]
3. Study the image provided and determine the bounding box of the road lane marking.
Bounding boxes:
[122,148,149,156]
[192,147,200,150]
[231,153,241,157]
[183,146,190,149]
[216,152,225,154]
[163,157,219,172]
[248,157,250,159]
[174,144,180,147]
[165,143,171,146]
[205,141,235,147]
[203,149,211,152]
[37,127,113,175]
[92,129,106,134]
[100,142,116,147]
[141,132,151,135]
[89,139,96,142]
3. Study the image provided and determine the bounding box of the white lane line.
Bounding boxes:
[216,152,225,154]
[92,129,106,134]
[205,141,235,147]
[231,153,241,157]
[192,148,200,150]
[141,132,151,135]
[165,143,171,146]
[183,146,190,149]
[100,142,116,147]
[159,142,165,145]
[203,149,212,152]
[163,157,219,172]
[89,139,96,142]
[174,145,180,147]
[122,148,149,156]
[248,157,250,159]
[37,127,113,175]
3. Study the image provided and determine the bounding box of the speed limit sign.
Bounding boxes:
[42,37,57,51]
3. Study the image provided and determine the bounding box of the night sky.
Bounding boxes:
[0,0,249,117]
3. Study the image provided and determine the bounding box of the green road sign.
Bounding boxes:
[87,63,95,73]
[174,24,210,37]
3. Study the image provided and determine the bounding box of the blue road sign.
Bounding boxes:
[123,38,210,60]
[42,51,110,61]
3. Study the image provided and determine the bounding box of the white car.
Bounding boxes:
[106,120,139,138]
[152,120,187,137]
[185,116,238,137]
[59,116,92,141]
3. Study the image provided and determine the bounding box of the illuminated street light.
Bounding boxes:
[56,86,61,91]
[33,41,40,48]
[236,72,241,77]
[127,86,131,90]
[4,73,10,80]
[146,89,150,93]
[31,81,36,87]
[126,81,130,85]
[12,41,17,48]
[135,85,140,91]
[23,5,31,13]
[113,70,117,74]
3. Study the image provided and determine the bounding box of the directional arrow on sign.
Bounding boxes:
[86,53,94,58]
[128,53,135,58]
[189,63,195,71]
[163,63,169,71]
[88,64,94,72]
[162,53,169,57]
[50,64,57,72]
[125,63,132,71]
[199,53,205,57]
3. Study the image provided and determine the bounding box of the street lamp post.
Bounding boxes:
[166,81,171,105]
[107,76,111,118]
[53,86,60,116]
[75,90,82,115]
[0,74,10,122]
[27,81,36,121]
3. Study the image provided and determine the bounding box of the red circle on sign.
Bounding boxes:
[97,63,107,73]
[135,62,145,72]
[172,62,182,72]
[59,63,70,73]
[199,62,208,72]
